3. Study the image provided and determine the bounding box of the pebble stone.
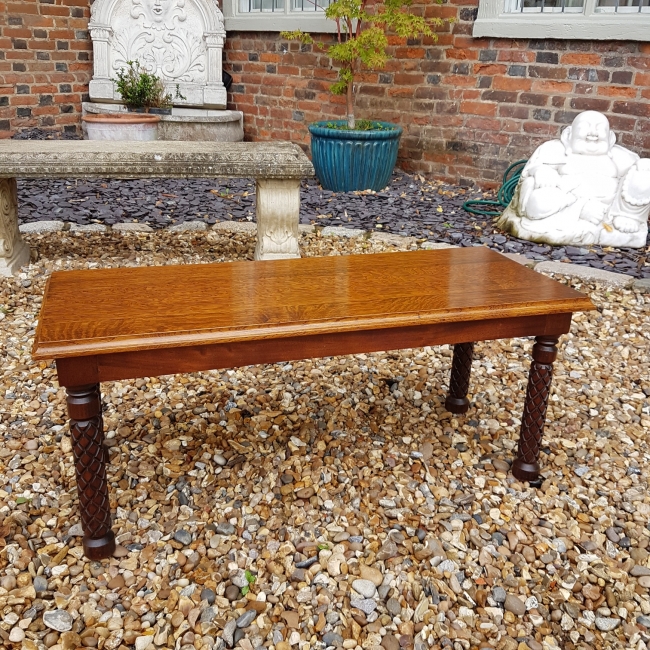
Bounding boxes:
[200,587,215,604]
[0,225,649,650]
[631,565,650,577]
[135,636,153,650]
[350,598,378,615]
[504,594,526,616]
[236,610,257,628]
[173,529,192,545]
[216,522,235,535]
[222,619,237,646]
[351,578,377,599]
[8,627,25,643]
[34,575,48,593]
[381,634,400,650]
[323,632,344,646]
[492,586,506,603]
[359,564,384,586]
[43,610,73,632]
[595,617,621,631]
[225,585,241,601]
[638,576,650,588]
[386,598,401,617]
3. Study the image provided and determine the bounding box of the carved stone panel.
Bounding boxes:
[254,179,301,261]
[89,0,226,108]
[0,178,30,277]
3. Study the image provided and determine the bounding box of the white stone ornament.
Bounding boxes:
[498,111,650,248]
[89,0,226,108]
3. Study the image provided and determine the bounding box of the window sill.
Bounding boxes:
[224,15,338,32]
[473,13,650,40]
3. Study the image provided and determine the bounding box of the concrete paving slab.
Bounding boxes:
[535,261,634,288]
[19,221,64,234]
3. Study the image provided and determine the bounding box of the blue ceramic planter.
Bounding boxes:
[309,120,403,192]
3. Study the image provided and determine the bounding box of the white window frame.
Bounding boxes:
[473,0,650,40]
[222,0,338,31]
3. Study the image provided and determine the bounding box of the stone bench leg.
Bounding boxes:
[512,336,559,483]
[254,178,301,261]
[66,384,116,560]
[0,178,30,277]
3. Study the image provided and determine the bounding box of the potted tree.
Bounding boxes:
[83,61,184,141]
[282,0,444,192]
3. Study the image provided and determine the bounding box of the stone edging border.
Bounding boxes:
[19,219,650,293]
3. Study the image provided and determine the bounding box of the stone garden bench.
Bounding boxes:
[0,140,314,276]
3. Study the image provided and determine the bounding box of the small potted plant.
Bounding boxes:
[282,0,444,192]
[83,61,184,141]
[114,60,185,115]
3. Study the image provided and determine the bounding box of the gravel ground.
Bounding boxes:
[1,229,649,650]
[13,129,649,280]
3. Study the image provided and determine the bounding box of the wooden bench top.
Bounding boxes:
[0,141,313,179]
[33,248,594,371]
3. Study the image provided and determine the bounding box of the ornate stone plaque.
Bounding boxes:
[89,0,226,108]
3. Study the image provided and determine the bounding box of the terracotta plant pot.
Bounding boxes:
[82,113,161,141]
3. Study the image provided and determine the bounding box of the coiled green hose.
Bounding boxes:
[462,160,528,217]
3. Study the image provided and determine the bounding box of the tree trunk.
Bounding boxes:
[346,72,355,129]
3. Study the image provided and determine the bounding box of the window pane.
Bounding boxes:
[239,0,283,11]
[239,0,259,11]
[596,0,647,10]
[564,0,585,11]
[290,0,331,10]
[509,0,585,12]
[521,0,544,11]
[543,0,565,12]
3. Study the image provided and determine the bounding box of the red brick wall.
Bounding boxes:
[0,0,92,137]
[224,10,650,185]
[2,0,650,186]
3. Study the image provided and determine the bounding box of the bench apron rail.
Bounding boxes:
[0,141,314,275]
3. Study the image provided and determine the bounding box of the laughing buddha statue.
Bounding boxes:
[498,110,650,248]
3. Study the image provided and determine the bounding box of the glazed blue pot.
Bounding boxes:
[308,120,402,192]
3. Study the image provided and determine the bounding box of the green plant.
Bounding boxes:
[114,61,185,111]
[241,569,257,596]
[282,0,445,129]
[324,118,395,131]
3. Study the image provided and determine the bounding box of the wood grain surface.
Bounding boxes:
[33,248,594,362]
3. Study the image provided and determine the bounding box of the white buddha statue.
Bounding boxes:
[498,111,650,248]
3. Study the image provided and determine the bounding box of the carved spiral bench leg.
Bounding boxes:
[512,336,559,483]
[66,384,115,560]
[445,342,475,414]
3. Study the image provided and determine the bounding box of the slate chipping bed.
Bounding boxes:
[13,129,650,280]
[0,229,650,650]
